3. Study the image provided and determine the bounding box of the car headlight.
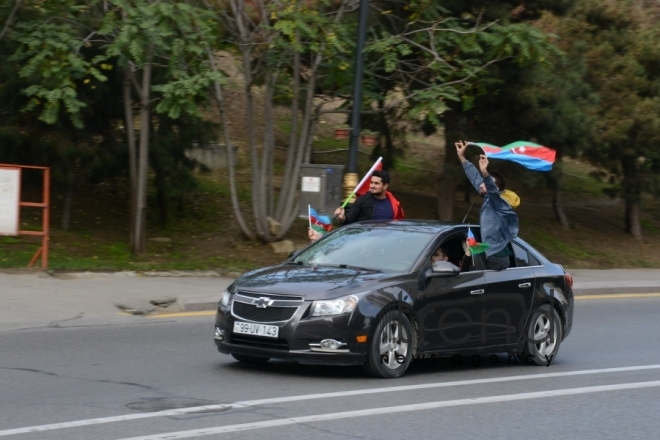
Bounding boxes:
[310,294,359,317]
[220,290,232,307]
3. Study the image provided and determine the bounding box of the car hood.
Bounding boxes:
[231,264,402,300]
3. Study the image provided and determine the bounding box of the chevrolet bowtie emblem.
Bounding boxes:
[254,297,274,308]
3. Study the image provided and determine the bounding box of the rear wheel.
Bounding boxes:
[362,310,413,378]
[231,353,270,364]
[518,304,563,366]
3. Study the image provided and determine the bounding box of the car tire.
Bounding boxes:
[231,353,270,364]
[362,309,414,378]
[518,304,563,366]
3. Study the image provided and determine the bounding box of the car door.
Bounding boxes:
[416,270,488,352]
[481,241,536,347]
[413,227,491,352]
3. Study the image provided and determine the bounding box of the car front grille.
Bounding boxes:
[236,291,303,301]
[232,301,298,323]
[230,334,290,350]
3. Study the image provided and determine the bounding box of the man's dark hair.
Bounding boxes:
[372,169,390,184]
[490,171,505,191]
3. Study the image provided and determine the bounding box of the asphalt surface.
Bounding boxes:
[1,290,660,439]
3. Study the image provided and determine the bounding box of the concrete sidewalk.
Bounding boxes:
[0,268,658,329]
[570,269,660,295]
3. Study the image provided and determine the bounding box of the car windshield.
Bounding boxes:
[293,227,434,273]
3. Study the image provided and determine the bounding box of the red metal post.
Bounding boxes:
[42,167,50,270]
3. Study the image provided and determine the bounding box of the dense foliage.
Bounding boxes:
[0,0,657,250]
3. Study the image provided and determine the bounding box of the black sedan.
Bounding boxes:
[214,220,574,378]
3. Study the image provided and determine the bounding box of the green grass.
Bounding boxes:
[530,230,595,260]
[561,160,611,198]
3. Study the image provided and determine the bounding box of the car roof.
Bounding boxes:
[343,219,478,234]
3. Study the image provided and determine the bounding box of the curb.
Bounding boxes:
[175,285,660,312]
[573,282,660,296]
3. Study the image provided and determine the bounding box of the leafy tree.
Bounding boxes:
[415,0,574,222]
[451,15,597,228]
[208,0,354,242]
[9,0,222,253]
[556,0,660,239]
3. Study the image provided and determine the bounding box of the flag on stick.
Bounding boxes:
[309,205,332,234]
[467,228,489,255]
[340,157,383,209]
[467,140,556,172]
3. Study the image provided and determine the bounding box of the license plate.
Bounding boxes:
[233,321,279,338]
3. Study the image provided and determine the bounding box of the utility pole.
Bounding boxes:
[343,0,369,200]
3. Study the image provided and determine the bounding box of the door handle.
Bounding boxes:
[518,282,531,288]
[471,289,485,295]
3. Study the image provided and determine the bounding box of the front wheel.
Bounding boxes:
[518,304,563,366]
[362,310,414,378]
[231,353,270,364]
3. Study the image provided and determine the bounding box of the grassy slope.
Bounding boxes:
[2,111,659,272]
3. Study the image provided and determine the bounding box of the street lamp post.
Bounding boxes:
[343,0,369,200]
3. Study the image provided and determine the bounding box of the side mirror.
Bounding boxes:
[425,261,460,278]
[287,249,302,260]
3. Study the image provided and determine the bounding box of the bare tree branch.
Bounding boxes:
[0,0,21,41]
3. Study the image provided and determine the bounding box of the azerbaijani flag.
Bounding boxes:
[467,228,489,255]
[309,206,332,233]
[468,140,556,172]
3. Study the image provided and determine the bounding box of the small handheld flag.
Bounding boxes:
[309,205,332,234]
[467,140,556,172]
[467,228,489,255]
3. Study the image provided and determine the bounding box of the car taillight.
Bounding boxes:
[564,273,573,288]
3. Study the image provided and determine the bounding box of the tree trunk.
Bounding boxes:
[0,0,21,41]
[230,0,266,241]
[132,58,152,255]
[123,67,138,245]
[625,200,642,240]
[260,69,276,240]
[276,53,322,237]
[550,153,570,229]
[151,146,167,224]
[275,30,300,221]
[61,167,74,231]
[207,47,254,239]
[622,157,643,240]
[437,109,463,221]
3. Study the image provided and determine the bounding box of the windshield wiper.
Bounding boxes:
[338,264,380,272]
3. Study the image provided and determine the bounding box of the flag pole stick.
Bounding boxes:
[340,157,383,209]
[308,205,312,229]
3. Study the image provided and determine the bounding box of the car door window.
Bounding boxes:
[512,242,530,267]
[431,233,482,273]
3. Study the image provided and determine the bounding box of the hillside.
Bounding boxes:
[2,120,660,273]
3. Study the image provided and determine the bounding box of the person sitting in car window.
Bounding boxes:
[431,246,450,264]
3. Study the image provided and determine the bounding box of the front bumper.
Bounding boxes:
[214,300,372,366]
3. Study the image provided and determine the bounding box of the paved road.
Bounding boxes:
[1,292,659,439]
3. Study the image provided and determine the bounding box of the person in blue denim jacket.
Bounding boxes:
[455,140,519,270]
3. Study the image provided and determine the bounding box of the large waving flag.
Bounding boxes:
[467,228,489,255]
[467,141,556,172]
[308,206,332,234]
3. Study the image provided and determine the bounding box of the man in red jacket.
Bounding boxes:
[308,170,404,241]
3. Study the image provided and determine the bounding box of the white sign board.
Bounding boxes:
[0,168,21,235]
[302,176,321,192]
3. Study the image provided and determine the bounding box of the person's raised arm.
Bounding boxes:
[457,141,484,193]
[478,155,507,209]
[455,140,469,164]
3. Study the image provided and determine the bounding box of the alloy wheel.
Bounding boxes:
[533,312,557,356]
[378,319,409,370]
